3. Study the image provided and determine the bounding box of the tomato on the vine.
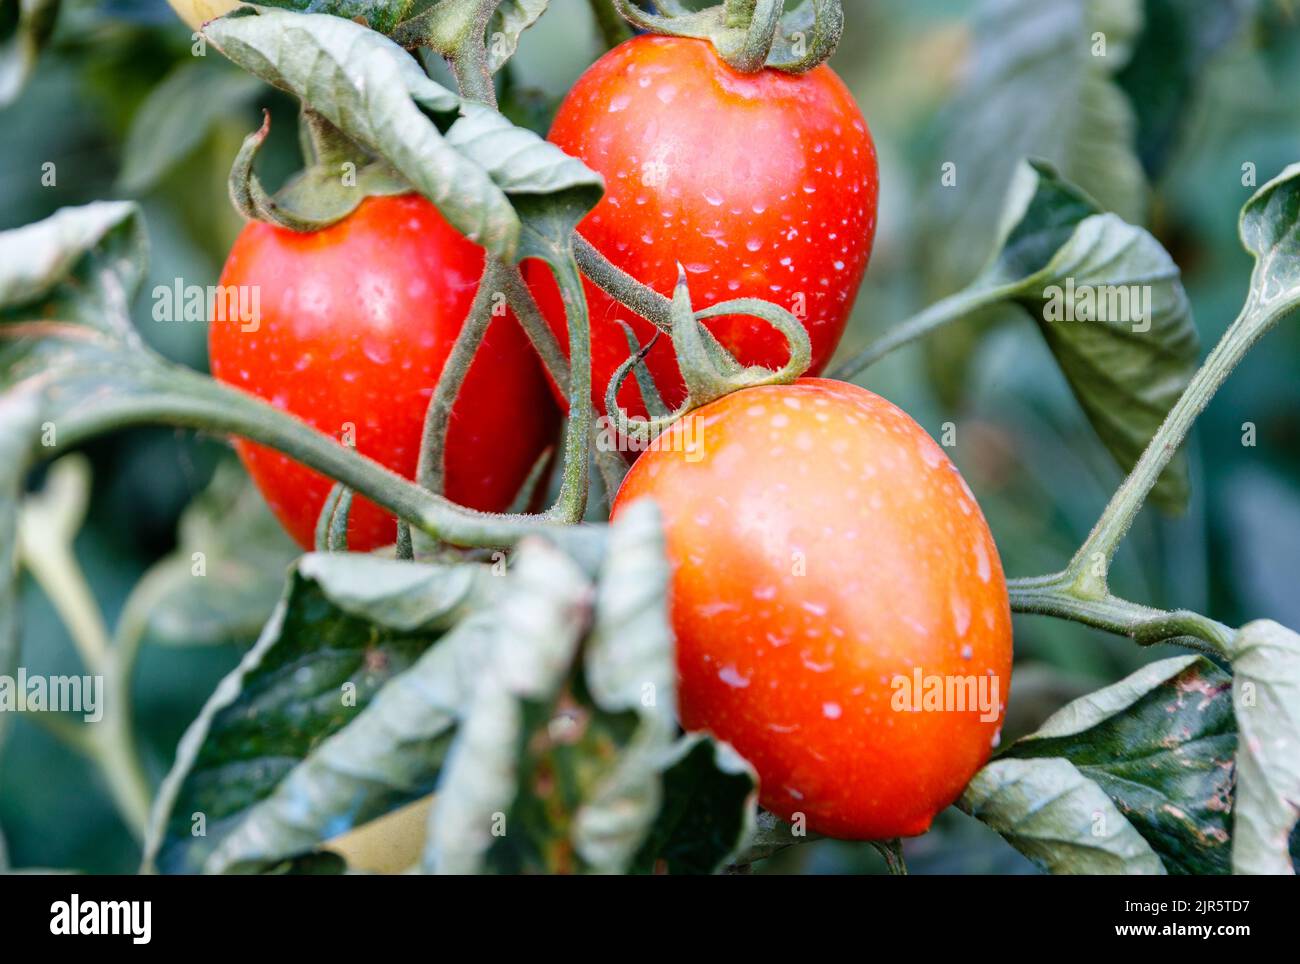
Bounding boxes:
[527,35,878,417]
[612,379,1012,840]
[209,194,559,552]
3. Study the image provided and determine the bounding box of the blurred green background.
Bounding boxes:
[2,0,1299,873]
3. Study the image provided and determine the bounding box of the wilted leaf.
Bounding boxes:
[1226,620,1300,875]
[203,10,602,262]
[571,499,677,872]
[960,756,1166,874]
[144,553,494,873]
[0,201,147,333]
[924,160,1199,508]
[204,611,494,873]
[630,734,758,875]
[997,656,1235,873]
[422,537,592,874]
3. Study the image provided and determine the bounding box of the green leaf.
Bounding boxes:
[571,499,677,872]
[203,9,513,256]
[443,101,605,261]
[134,460,299,648]
[144,553,494,873]
[927,0,1147,289]
[0,0,59,108]
[0,201,147,331]
[961,160,1198,509]
[728,810,818,869]
[203,10,602,262]
[486,0,549,73]
[118,59,264,195]
[203,612,494,873]
[1239,162,1300,323]
[997,656,1236,874]
[630,734,758,875]
[960,756,1166,874]
[1225,620,1300,875]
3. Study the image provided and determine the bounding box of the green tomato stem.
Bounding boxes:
[1008,575,1234,657]
[573,233,673,334]
[545,249,594,524]
[416,259,499,498]
[1065,295,1279,597]
[54,364,581,549]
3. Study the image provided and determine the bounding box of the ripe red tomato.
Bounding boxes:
[612,379,1012,839]
[209,194,559,551]
[527,35,878,417]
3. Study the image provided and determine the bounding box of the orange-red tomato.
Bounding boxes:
[210,195,558,551]
[612,379,1012,839]
[528,35,878,417]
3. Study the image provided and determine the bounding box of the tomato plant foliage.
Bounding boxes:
[1,0,1300,877]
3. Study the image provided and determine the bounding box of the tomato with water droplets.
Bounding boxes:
[527,35,878,417]
[612,379,1012,839]
[209,194,559,551]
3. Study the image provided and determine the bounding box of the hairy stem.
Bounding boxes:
[55,364,577,548]
[417,260,499,497]
[545,250,594,524]
[1067,295,1278,597]
[1008,575,1234,657]
[574,233,673,333]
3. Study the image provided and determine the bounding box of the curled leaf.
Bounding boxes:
[1226,620,1300,875]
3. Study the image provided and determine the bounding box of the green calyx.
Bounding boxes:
[604,265,811,447]
[612,0,843,74]
[228,109,409,233]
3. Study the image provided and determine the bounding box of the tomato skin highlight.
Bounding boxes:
[612,379,1012,840]
[528,35,879,417]
[209,194,559,552]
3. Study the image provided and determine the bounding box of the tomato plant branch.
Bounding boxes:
[1007,574,1234,657]
[51,360,582,549]
[416,260,498,498]
[573,233,673,333]
[1064,295,1281,599]
[544,250,595,523]
[1004,296,1289,658]
[496,260,630,498]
